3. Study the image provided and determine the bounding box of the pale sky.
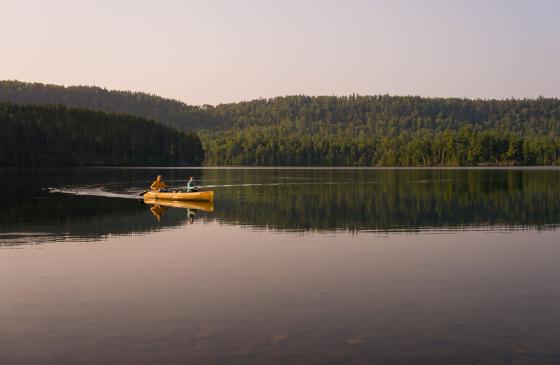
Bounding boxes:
[1,0,559,105]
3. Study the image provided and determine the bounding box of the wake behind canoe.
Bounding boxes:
[143,190,214,202]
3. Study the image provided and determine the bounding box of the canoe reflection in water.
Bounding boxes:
[149,204,165,222]
[144,198,214,223]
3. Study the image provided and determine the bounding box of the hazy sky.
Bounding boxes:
[1,0,559,105]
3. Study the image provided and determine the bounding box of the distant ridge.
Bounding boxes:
[1,80,560,166]
[0,80,209,130]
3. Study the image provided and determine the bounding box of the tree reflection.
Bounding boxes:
[2,168,560,245]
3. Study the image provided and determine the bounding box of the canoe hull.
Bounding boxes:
[143,190,214,202]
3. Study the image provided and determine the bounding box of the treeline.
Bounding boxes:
[206,94,560,135]
[204,126,560,165]
[2,80,560,165]
[0,103,204,166]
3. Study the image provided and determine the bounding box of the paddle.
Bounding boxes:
[139,190,149,196]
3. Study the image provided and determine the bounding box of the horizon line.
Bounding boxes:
[3,79,559,107]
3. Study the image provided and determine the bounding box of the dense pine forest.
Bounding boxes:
[0,80,208,130]
[0,102,204,166]
[2,80,560,166]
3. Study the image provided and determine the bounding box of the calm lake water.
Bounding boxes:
[2,167,560,364]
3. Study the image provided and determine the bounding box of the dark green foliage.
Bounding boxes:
[2,81,560,165]
[201,95,560,165]
[203,126,560,166]
[0,80,209,130]
[0,103,204,166]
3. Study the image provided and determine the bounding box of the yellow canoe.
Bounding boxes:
[143,190,214,202]
[143,197,214,212]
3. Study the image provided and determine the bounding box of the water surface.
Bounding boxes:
[2,168,560,364]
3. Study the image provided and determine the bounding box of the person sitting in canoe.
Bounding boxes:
[150,175,168,192]
[186,176,198,192]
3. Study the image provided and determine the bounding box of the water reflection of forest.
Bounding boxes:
[2,168,560,245]
[208,168,560,231]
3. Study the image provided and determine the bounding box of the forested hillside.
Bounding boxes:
[0,80,209,130]
[2,80,560,165]
[0,103,204,166]
[202,96,560,165]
